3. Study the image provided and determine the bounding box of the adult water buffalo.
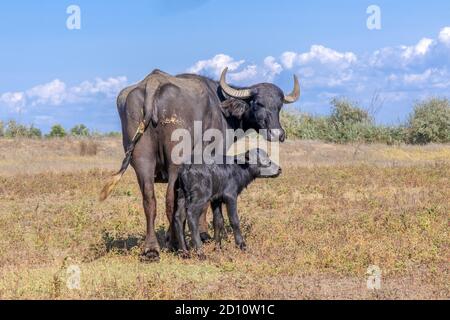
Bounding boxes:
[100,68,300,261]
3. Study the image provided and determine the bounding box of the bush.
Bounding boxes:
[3,120,42,138]
[281,98,408,145]
[407,98,450,144]
[28,125,42,138]
[48,124,67,138]
[281,111,327,140]
[327,98,374,144]
[0,121,4,137]
[330,98,372,125]
[71,124,90,137]
[5,120,29,137]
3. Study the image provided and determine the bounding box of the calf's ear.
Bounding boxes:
[220,98,249,119]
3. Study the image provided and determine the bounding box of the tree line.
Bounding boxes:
[0,122,120,138]
[281,97,450,145]
[1,97,449,145]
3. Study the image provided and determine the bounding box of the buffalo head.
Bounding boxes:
[220,67,300,142]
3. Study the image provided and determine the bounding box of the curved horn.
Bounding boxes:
[220,67,253,99]
[283,75,301,104]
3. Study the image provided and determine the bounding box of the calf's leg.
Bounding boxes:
[173,194,188,256]
[225,198,246,251]
[211,201,224,249]
[186,203,207,258]
[165,166,179,250]
[199,205,212,242]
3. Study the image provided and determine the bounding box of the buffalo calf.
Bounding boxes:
[173,149,281,257]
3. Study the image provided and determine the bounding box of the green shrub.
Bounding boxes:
[48,124,67,138]
[5,120,28,137]
[28,125,42,138]
[3,120,42,138]
[281,111,330,140]
[407,98,450,144]
[70,124,90,137]
[330,98,372,125]
[0,121,4,137]
[327,98,374,144]
[281,98,408,145]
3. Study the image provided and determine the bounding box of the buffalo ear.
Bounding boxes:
[220,98,249,119]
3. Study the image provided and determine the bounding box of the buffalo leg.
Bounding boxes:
[173,195,188,256]
[211,201,224,249]
[199,205,212,242]
[225,198,246,251]
[165,166,179,250]
[186,203,206,259]
[133,159,160,262]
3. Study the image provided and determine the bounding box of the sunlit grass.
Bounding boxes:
[0,138,448,299]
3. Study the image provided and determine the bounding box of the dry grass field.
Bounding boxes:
[0,137,448,299]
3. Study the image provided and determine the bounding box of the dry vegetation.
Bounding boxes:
[0,137,448,299]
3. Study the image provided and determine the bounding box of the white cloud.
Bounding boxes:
[0,91,26,112]
[229,65,258,82]
[403,69,434,84]
[187,54,244,78]
[0,76,127,112]
[280,52,297,69]
[369,38,436,69]
[26,79,67,106]
[403,68,450,88]
[263,56,283,81]
[281,45,357,69]
[71,76,128,99]
[402,38,435,60]
[438,27,450,46]
[188,54,283,84]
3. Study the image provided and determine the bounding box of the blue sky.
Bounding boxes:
[0,0,449,132]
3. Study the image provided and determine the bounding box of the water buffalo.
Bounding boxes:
[173,148,282,258]
[100,68,300,261]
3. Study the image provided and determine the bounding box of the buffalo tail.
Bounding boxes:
[99,122,145,201]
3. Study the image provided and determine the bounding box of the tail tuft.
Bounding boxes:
[99,172,124,202]
[98,121,145,202]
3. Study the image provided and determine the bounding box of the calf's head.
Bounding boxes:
[245,148,281,178]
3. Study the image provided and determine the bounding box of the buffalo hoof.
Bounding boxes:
[238,242,247,251]
[165,240,179,252]
[178,250,190,259]
[196,250,207,261]
[200,232,212,243]
[140,248,160,263]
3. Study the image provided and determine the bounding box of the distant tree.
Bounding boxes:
[28,125,42,138]
[330,98,372,125]
[70,124,90,136]
[48,124,67,138]
[326,99,374,143]
[407,98,450,144]
[5,120,29,137]
[0,121,4,137]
